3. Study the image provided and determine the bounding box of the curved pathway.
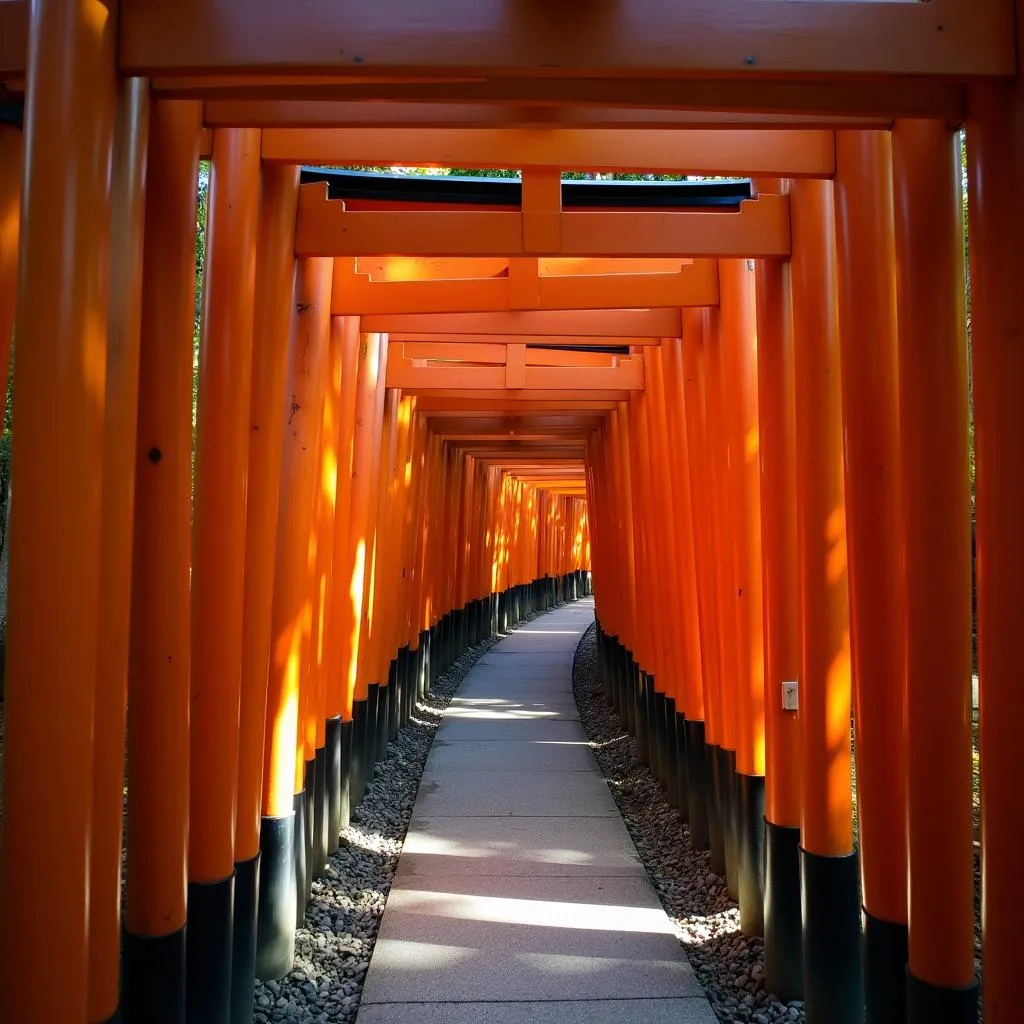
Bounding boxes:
[356,599,717,1024]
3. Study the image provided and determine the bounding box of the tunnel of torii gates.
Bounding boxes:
[1,4,1024,1024]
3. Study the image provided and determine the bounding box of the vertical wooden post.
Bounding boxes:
[791,177,859,1024]
[0,0,116,1018]
[720,258,767,936]
[966,78,1024,1024]
[243,163,300,987]
[89,77,150,1024]
[259,257,332,972]
[338,332,387,810]
[682,318,721,859]
[754,228,804,1000]
[188,127,261,1024]
[122,99,201,1024]
[660,335,709,841]
[893,119,977,1020]
[705,307,741,897]
[834,130,907,1024]
[323,316,361,837]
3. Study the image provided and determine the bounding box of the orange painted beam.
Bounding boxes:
[207,100,887,131]
[262,127,836,177]
[390,332,662,347]
[333,258,718,314]
[399,343,619,369]
[300,185,789,258]
[387,357,644,392]
[116,1,1010,79]
[364,309,682,337]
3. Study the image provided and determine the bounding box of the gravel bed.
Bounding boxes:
[572,622,804,1024]
[253,613,547,1024]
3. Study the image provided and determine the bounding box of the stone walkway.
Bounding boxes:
[355,599,717,1024]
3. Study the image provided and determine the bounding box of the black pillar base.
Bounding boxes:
[231,852,260,1024]
[293,789,308,925]
[186,873,234,1024]
[303,758,315,897]
[665,697,681,810]
[326,717,342,852]
[906,970,978,1024]
[863,910,908,1024]
[800,847,864,1024]
[375,680,390,765]
[312,745,329,877]
[350,698,368,809]
[339,718,353,831]
[765,821,803,1002]
[723,749,740,901]
[255,813,296,980]
[388,657,401,740]
[122,926,186,1024]
[364,682,380,781]
[737,773,766,937]
[707,743,726,876]
[683,718,709,850]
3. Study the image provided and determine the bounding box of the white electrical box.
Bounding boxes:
[782,680,799,711]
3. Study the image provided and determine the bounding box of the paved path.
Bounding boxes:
[356,599,717,1024]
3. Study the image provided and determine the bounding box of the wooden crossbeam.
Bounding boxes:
[389,343,644,392]
[334,258,717,314]
[112,1,1009,80]
[262,127,836,177]
[299,184,790,258]
[389,332,661,347]
[365,309,681,338]
[416,397,619,412]
[205,100,888,131]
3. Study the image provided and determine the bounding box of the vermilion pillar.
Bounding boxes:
[967,79,1024,1024]
[308,309,346,881]
[122,99,201,1024]
[89,78,150,1024]
[791,177,860,1024]
[754,239,804,1000]
[663,329,710,846]
[705,307,741,896]
[189,127,261,1023]
[894,119,977,1021]
[834,130,906,1024]
[720,258,767,936]
[243,164,300,985]
[0,1,116,1019]
[258,257,332,973]
[323,316,361,837]
[682,318,724,868]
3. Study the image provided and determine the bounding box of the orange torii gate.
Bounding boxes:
[0,3,1020,1024]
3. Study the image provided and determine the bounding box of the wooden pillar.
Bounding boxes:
[966,77,1024,1024]
[681,317,722,859]
[704,307,741,897]
[754,226,804,1001]
[892,119,977,1019]
[122,99,201,1024]
[259,257,332,973]
[243,164,300,985]
[0,0,116,1018]
[834,130,906,1024]
[791,177,859,1024]
[188,127,261,1024]
[322,316,361,838]
[89,77,150,1024]
[720,258,767,936]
